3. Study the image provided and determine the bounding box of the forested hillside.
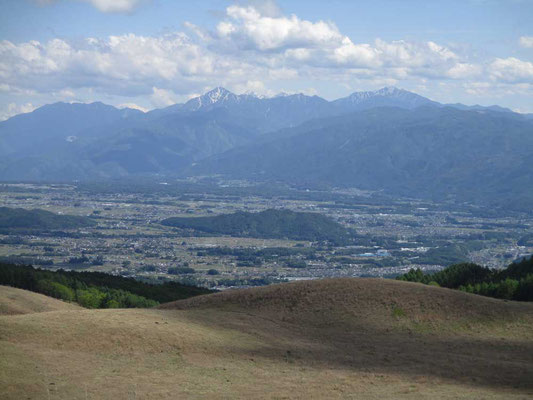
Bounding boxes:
[0,207,96,230]
[161,209,354,244]
[397,257,533,301]
[0,263,211,308]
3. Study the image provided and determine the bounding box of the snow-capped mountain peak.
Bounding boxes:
[348,87,407,101]
[184,87,238,111]
[203,87,234,104]
[336,86,436,109]
[375,86,405,96]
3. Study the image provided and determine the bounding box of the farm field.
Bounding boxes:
[1,181,532,289]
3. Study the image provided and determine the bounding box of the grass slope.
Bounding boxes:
[0,285,81,315]
[1,279,532,399]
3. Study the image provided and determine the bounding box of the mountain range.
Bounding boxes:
[1,86,532,210]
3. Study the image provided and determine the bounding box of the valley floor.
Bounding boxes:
[1,280,533,399]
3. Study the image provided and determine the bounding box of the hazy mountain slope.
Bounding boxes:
[332,86,439,112]
[0,102,143,157]
[0,89,332,180]
[2,278,532,399]
[154,87,335,134]
[82,110,255,176]
[0,87,529,183]
[0,101,256,180]
[191,106,533,208]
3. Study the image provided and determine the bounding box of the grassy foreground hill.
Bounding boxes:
[161,209,354,244]
[1,278,532,399]
[0,285,81,315]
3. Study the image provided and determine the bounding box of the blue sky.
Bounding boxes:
[0,0,532,119]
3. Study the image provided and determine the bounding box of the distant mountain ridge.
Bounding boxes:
[1,86,532,211]
[2,85,452,180]
[190,106,533,210]
[332,86,439,111]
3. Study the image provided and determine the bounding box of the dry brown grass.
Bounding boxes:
[1,278,533,399]
[0,285,81,315]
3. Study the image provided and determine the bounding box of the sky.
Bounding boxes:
[0,0,532,119]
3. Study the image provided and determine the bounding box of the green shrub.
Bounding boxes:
[392,306,406,318]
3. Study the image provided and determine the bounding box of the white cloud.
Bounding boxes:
[231,80,269,96]
[214,5,464,75]
[267,67,298,80]
[519,36,533,48]
[372,39,459,77]
[463,80,532,97]
[0,103,36,121]
[0,33,219,96]
[464,81,492,96]
[447,63,482,79]
[150,87,178,107]
[2,2,532,113]
[332,38,381,67]
[56,89,76,98]
[242,0,282,18]
[84,0,143,13]
[118,103,148,112]
[489,57,533,83]
[217,5,343,51]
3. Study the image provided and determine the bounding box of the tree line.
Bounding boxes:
[0,263,211,309]
[397,257,533,301]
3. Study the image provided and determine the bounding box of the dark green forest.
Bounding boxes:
[0,263,211,308]
[397,257,533,301]
[0,207,96,231]
[161,209,354,245]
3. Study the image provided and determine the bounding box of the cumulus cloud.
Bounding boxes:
[446,63,482,79]
[331,39,381,67]
[232,80,269,96]
[0,103,36,121]
[489,57,533,83]
[217,5,343,51]
[519,36,533,48]
[213,5,465,77]
[0,33,220,96]
[150,87,179,107]
[2,1,532,116]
